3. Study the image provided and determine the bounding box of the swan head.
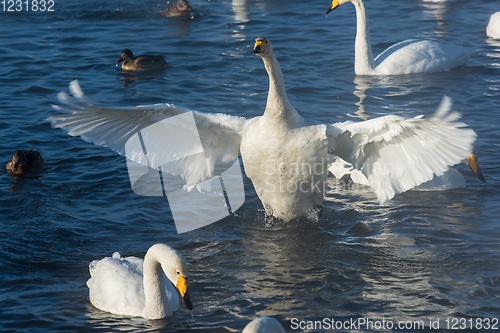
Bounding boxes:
[252,37,273,58]
[326,0,350,14]
[174,268,193,310]
[147,243,193,310]
[116,49,133,65]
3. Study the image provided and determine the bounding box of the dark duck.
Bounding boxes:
[160,0,192,18]
[116,49,167,71]
[6,149,45,174]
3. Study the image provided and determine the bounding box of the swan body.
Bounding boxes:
[487,12,500,39]
[50,37,478,221]
[326,0,475,75]
[6,149,45,174]
[116,49,167,71]
[240,37,329,220]
[242,317,286,333]
[87,243,193,319]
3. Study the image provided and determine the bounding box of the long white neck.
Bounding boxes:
[261,54,302,127]
[352,0,375,74]
[142,251,172,319]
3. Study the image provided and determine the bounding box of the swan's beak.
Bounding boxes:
[176,275,194,310]
[252,40,265,54]
[466,153,486,182]
[326,0,340,14]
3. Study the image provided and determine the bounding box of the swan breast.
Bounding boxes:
[240,118,329,221]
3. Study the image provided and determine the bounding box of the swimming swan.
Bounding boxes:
[87,243,193,319]
[49,37,478,221]
[487,12,500,39]
[242,317,286,333]
[326,0,475,75]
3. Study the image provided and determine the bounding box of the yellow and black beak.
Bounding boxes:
[467,153,486,182]
[252,39,266,54]
[176,275,193,310]
[326,0,340,14]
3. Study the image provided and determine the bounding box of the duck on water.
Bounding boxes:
[160,0,192,18]
[6,149,45,175]
[116,49,168,71]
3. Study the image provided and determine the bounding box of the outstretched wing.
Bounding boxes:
[326,97,476,203]
[49,80,247,188]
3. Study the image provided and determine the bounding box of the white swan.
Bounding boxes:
[49,37,479,221]
[87,243,193,319]
[487,12,500,39]
[326,0,475,75]
[240,37,329,221]
[242,317,286,333]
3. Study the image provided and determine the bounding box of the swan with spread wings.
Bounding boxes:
[49,37,481,222]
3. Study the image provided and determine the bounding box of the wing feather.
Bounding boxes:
[49,80,247,188]
[327,97,476,202]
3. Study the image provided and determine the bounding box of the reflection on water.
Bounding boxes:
[420,0,449,39]
[161,5,200,33]
[229,0,301,39]
[86,305,180,332]
[232,0,250,23]
[234,189,487,324]
[7,173,45,191]
[118,74,163,86]
[485,37,500,69]
[352,76,372,120]
[237,220,335,318]
[351,74,430,120]
[229,0,252,40]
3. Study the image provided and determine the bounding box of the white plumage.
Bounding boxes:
[49,37,477,221]
[87,243,193,319]
[52,80,246,190]
[326,0,475,75]
[240,37,330,220]
[242,317,286,333]
[487,12,500,40]
[327,96,475,202]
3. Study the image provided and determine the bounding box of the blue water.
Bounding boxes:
[1,0,500,331]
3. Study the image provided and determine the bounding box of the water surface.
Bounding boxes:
[1,0,499,331]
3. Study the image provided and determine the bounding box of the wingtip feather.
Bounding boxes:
[69,80,83,99]
[432,96,453,119]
